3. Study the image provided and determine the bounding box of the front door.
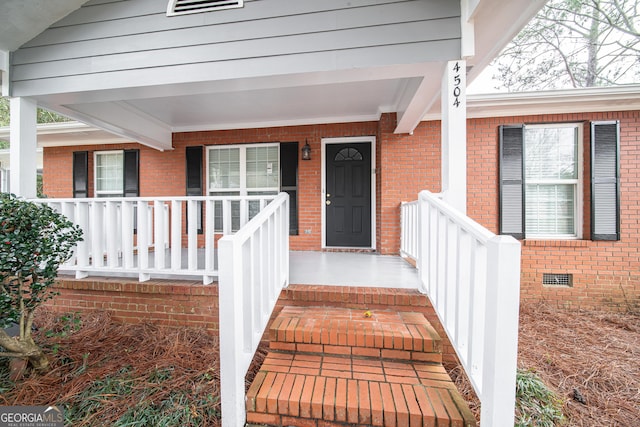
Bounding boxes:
[325,142,372,247]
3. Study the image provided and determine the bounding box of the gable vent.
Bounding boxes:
[167,0,243,16]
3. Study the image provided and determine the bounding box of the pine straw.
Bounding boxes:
[447,301,640,426]
[1,310,227,426]
[2,303,639,426]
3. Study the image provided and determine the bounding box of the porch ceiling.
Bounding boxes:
[4,0,547,151]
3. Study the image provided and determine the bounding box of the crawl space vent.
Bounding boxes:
[542,273,572,287]
[167,0,243,16]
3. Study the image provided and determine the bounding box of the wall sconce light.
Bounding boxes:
[301,140,311,160]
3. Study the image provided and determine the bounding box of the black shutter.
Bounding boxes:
[186,146,203,196]
[123,150,139,197]
[280,142,298,235]
[186,146,203,234]
[591,121,620,241]
[499,125,525,239]
[72,151,88,198]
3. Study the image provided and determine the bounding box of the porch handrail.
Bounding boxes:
[32,195,277,284]
[400,200,419,260]
[218,192,289,427]
[404,190,521,427]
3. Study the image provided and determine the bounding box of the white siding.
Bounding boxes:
[11,0,461,96]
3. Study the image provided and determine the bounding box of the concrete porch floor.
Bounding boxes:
[60,250,421,289]
[289,251,420,289]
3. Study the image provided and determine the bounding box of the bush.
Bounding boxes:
[0,194,82,371]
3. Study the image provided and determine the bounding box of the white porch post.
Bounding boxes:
[9,97,38,198]
[441,60,467,214]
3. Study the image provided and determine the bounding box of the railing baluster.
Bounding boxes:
[122,200,134,269]
[154,201,165,270]
[240,198,248,228]
[137,200,150,282]
[106,201,119,268]
[75,201,90,279]
[204,199,215,284]
[222,199,232,235]
[186,199,197,270]
[91,201,104,268]
[60,202,77,267]
[171,200,183,270]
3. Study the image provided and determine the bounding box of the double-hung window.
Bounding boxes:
[73,149,139,198]
[500,121,620,241]
[207,144,279,231]
[524,124,582,238]
[95,151,124,197]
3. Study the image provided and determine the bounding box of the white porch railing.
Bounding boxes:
[218,192,289,427]
[33,195,277,284]
[401,190,521,427]
[400,199,419,260]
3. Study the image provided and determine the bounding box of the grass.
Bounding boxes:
[515,368,566,427]
[63,365,219,427]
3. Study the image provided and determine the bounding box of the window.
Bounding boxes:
[499,121,620,241]
[95,151,124,197]
[73,150,139,198]
[207,144,279,231]
[524,124,582,238]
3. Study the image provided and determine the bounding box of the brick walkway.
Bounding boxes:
[246,307,476,427]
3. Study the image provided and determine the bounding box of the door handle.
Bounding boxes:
[326,200,331,205]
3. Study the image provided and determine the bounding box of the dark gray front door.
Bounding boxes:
[325,142,372,247]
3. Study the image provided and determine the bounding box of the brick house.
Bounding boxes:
[6,86,629,311]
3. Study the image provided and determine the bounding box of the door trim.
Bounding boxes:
[321,136,376,250]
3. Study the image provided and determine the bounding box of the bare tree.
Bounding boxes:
[493,0,640,91]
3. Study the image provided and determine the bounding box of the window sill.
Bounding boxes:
[524,239,590,248]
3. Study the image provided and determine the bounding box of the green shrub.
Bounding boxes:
[0,194,82,371]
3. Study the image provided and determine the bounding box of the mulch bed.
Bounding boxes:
[450,301,640,426]
[2,302,639,426]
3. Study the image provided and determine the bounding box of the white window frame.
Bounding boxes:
[206,143,280,196]
[524,123,583,239]
[94,150,124,197]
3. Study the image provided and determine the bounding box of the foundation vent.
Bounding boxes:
[543,273,572,287]
[167,0,243,16]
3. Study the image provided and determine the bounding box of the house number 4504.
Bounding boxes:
[452,62,462,108]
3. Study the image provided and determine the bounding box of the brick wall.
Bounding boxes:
[465,111,640,311]
[50,277,220,331]
[46,279,460,365]
[42,110,640,310]
[43,118,431,254]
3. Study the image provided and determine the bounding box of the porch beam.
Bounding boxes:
[394,63,444,134]
[9,97,38,198]
[461,0,476,58]
[441,60,467,213]
[52,101,173,151]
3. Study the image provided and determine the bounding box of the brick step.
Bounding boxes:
[269,307,442,362]
[246,352,476,427]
